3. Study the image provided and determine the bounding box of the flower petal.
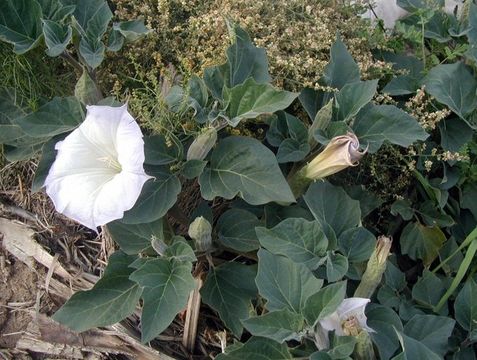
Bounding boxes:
[319,311,345,336]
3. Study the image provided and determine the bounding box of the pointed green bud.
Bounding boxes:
[187,127,217,161]
[353,330,376,360]
[188,216,213,252]
[354,236,392,298]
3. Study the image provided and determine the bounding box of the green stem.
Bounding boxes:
[434,226,477,312]
[287,167,312,199]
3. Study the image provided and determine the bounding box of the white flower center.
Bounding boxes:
[97,156,122,172]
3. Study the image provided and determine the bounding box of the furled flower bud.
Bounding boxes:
[304,132,366,180]
[188,216,213,252]
[354,236,392,298]
[288,132,366,197]
[187,127,217,161]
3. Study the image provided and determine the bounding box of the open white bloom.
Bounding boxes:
[319,297,374,337]
[45,104,152,230]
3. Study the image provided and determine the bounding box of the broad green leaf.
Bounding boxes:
[367,305,403,360]
[53,252,142,331]
[79,36,105,69]
[113,20,150,42]
[129,258,195,342]
[256,218,327,269]
[304,181,361,237]
[439,118,473,152]
[74,69,102,105]
[383,55,423,96]
[400,222,446,266]
[345,185,383,218]
[121,166,181,224]
[303,281,346,326]
[353,104,429,153]
[107,218,163,255]
[0,88,28,145]
[271,112,310,163]
[37,0,75,22]
[203,65,227,100]
[309,100,333,144]
[328,334,357,359]
[323,36,360,89]
[397,0,443,11]
[264,203,314,228]
[391,199,414,221]
[163,239,196,262]
[404,315,455,357]
[16,97,83,137]
[256,249,323,313]
[468,3,477,44]
[461,182,477,221]
[412,270,445,308]
[217,208,261,252]
[338,227,376,262]
[334,80,378,123]
[310,352,333,360]
[299,87,327,122]
[42,20,72,57]
[3,142,44,161]
[181,160,207,179]
[0,0,43,54]
[325,252,348,282]
[454,279,477,333]
[201,262,257,336]
[31,137,59,192]
[225,78,298,126]
[199,136,295,205]
[215,337,293,360]
[66,0,112,39]
[144,135,180,166]
[107,28,123,51]
[422,62,477,125]
[384,258,406,292]
[394,330,441,360]
[242,309,305,343]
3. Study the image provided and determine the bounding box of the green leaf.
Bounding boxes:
[215,337,293,360]
[163,239,196,262]
[199,136,295,205]
[323,36,360,89]
[217,208,261,252]
[303,281,346,327]
[325,252,348,282]
[107,28,123,51]
[353,104,429,153]
[328,334,357,359]
[422,62,477,125]
[79,36,105,69]
[391,199,414,221]
[256,249,323,313]
[454,278,477,333]
[412,270,446,310]
[201,262,257,336]
[304,181,361,237]
[129,258,195,342]
[144,135,180,166]
[404,315,455,357]
[299,88,326,122]
[439,118,473,152]
[256,218,327,269]
[269,112,310,163]
[310,352,333,360]
[31,137,59,192]
[394,331,441,360]
[113,20,150,42]
[383,55,423,96]
[107,218,163,255]
[181,160,207,179]
[0,0,43,54]
[74,69,102,105]
[37,0,75,22]
[0,88,29,145]
[367,305,403,360]
[400,222,446,266]
[53,252,142,331]
[42,20,72,57]
[309,100,333,143]
[4,142,44,161]
[242,309,305,343]
[338,227,376,263]
[16,97,83,137]
[67,0,111,40]
[334,80,378,123]
[121,166,181,224]
[225,78,298,126]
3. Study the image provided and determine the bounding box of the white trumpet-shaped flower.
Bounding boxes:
[319,297,374,337]
[44,104,152,230]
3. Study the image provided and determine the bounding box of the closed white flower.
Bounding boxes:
[319,297,374,336]
[44,104,152,230]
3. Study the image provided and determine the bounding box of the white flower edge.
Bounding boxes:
[45,104,152,230]
[319,297,375,336]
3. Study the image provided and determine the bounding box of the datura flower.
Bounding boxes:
[304,132,366,180]
[319,298,374,337]
[44,104,152,230]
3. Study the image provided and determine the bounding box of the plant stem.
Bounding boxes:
[434,226,477,312]
[60,52,83,74]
